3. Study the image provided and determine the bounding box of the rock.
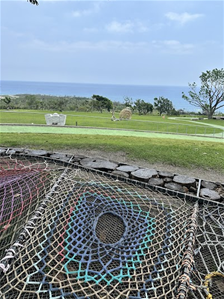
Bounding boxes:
[164,177,173,183]
[215,182,223,187]
[200,188,221,200]
[72,157,84,163]
[189,186,197,193]
[183,186,189,193]
[8,147,24,154]
[73,155,87,161]
[80,157,93,164]
[25,149,48,156]
[173,175,196,186]
[5,149,18,155]
[131,168,158,181]
[6,148,25,155]
[80,158,118,171]
[50,153,72,162]
[148,178,164,186]
[116,165,139,173]
[158,171,174,178]
[111,170,129,178]
[0,148,6,155]
[201,180,217,190]
[164,182,184,193]
[0,147,6,154]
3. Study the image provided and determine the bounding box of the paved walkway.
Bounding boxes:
[1,125,223,143]
[168,117,224,138]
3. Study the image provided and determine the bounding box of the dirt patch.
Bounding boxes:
[62,149,224,183]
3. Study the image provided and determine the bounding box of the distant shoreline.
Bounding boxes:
[2,80,223,113]
[0,79,190,88]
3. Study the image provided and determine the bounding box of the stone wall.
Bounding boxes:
[1,147,223,202]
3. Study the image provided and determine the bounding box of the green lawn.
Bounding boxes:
[1,110,223,172]
[0,110,223,135]
[1,133,224,172]
[195,119,224,127]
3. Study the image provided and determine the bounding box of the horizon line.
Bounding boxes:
[0,79,191,88]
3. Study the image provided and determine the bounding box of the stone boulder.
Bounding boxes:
[201,180,217,190]
[173,175,196,187]
[80,158,118,171]
[116,165,139,173]
[158,171,174,178]
[131,168,158,181]
[148,178,164,186]
[111,170,129,178]
[200,188,221,200]
[164,182,185,193]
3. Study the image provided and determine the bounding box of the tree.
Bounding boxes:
[170,108,180,116]
[182,68,224,119]
[28,0,39,5]
[134,99,143,115]
[124,97,134,110]
[92,95,113,113]
[2,96,11,105]
[0,96,12,109]
[25,95,39,109]
[53,98,68,112]
[134,99,153,115]
[154,97,174,115]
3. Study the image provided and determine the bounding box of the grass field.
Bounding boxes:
[178,118,224,127]
[0,110,223,135]
[1,110,224,172]
[1,133,224,170]
[1,125,224,142]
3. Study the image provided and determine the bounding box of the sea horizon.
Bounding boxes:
[1,79,189,88]
[0,79,217,112]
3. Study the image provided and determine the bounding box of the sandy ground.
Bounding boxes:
[63,148,224,183]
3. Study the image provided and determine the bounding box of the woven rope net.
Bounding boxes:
[0,154,223,299]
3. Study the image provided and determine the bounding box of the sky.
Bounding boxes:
[0,0,223,86]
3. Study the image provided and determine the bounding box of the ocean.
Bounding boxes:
[0,80,198,111]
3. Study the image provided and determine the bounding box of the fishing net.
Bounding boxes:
[0,154,223,299]
[0,155,63,260]
[189,203,224,299]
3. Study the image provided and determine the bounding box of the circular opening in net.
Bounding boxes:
[95,212,126,244]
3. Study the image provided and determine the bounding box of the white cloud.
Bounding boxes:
[106,21,134,33]
[71,3,100,18]
[165,12,204,25]
[137,22,149,33]
[152,40,194,54]
[23,37,195,55]
[106,20,149,33]
[23,38,149,53]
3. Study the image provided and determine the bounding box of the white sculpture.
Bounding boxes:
[45,113,66,126]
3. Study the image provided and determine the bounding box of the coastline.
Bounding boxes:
[0,80,194,111]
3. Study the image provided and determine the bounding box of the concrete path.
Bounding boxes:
[168,117,224,138]
[1,125,223,143]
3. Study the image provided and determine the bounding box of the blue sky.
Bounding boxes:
[1,0,223,86]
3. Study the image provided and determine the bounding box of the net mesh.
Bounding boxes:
[0,156,62,261]
[0,154,223,299]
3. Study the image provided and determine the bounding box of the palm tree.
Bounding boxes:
[28,0,39,5]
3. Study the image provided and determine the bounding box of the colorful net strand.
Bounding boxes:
[0,154,223,299]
